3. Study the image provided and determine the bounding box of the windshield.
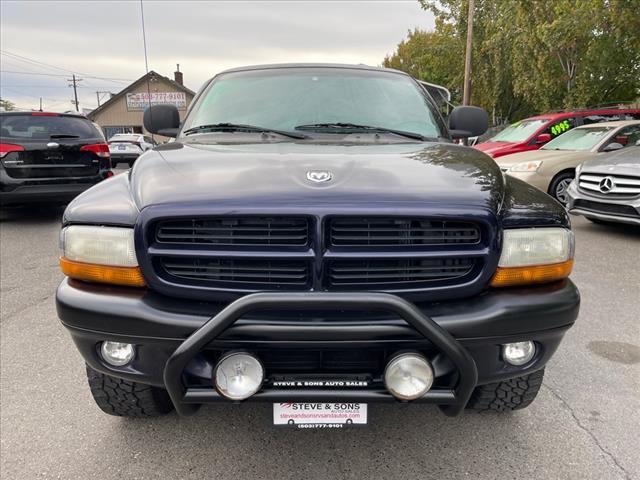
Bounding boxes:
[490,119,549,143]
[181,68,444,140]
[541,126,615,151]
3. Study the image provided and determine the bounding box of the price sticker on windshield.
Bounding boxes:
[550,119,572,136]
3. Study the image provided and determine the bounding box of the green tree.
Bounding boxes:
[383,23,464,102]
[0,98,16,111]
[385,0,640,123]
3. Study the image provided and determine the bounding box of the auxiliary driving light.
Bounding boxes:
[214,352,264,400]
[384,353,434,401]
[502,341,536,366]
[100,341,135,366]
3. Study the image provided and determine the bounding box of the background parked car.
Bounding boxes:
[1,111,113,206]
[474,107,640,159]
[566,146,640,226]
[108,133,156,167]
[494,120,640,204]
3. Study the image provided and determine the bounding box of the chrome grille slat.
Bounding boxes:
[578,171,640,197]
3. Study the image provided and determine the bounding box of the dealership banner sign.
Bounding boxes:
[126,92,187,111]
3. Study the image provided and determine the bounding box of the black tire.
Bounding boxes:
[466,369,544,412]
[111,159,118,168]
[86,365,173,417]
[548,171,575,205]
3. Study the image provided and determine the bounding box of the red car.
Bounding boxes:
[474,108,640,159]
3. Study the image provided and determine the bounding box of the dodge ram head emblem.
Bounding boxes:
[599,176,615,193]
[306,170,333,183]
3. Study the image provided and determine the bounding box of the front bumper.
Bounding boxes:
[110,153,140,163]
[566,181,640,225]
[0,167,106,205]
[57,278,580,416]
[0,182,96,205]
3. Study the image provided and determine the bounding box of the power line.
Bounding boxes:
[0,86,73,104]
[1,84,121,89]
[0,69,134,82]
[1,49,74,74]
[0,50,134,83]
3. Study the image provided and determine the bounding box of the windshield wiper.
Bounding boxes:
[294,123,431,141]
[182,123,308,140]
[50,134,80,139]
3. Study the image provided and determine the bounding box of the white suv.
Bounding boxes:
[108,134,156,167]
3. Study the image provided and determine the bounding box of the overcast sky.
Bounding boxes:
[0,1,435,112]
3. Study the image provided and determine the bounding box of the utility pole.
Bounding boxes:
[39,97,43,112]
[67,74,82,111]
[95,91,111,107]
[462,0,475,106]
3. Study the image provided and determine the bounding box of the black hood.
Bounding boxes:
[130,141,504,213]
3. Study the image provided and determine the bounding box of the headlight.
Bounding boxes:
[491,228,574,287]
[60,226,145,287]
[509,160,542,172]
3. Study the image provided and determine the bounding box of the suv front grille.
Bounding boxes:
[328,258,476,289]
[159,257,310,289]
[578,172,640,198]
[156,216,310,247]
[328,217,480,247]
[143,214,493,300]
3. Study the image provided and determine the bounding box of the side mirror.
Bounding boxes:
[602,142,624,152]
[449,106,489,139]
[143,104,180,137]
[536,133,552,144]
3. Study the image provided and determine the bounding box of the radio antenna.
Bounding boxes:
[140,0,154,140]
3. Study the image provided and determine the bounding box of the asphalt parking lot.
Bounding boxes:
[1,187,639,480]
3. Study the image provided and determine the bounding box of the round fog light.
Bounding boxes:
[502,341,535,366]
[384,353,434,401]
[100,341,135,366]
[214,352,264,400]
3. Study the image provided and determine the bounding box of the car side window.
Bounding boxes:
[546,117,577,138]
[605,125,640,149]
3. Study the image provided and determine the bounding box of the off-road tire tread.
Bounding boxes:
[86,365,173,417]
[466,369,544,412]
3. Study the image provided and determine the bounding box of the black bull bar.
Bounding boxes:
[164,292,478,416]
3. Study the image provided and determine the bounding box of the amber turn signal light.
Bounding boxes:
[490,260,574,288]
[60,257,146,287]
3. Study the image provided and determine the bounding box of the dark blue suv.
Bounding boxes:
[56,64,579,425]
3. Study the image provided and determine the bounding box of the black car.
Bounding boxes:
[0,112,113,206]
[56,64,579,426]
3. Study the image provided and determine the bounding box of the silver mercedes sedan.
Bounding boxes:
[566,145,640,226]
